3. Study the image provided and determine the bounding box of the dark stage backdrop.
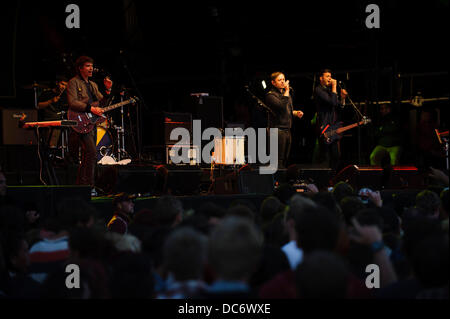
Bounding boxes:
[0,1,448,166]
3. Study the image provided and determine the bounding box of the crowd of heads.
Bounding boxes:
[0,166,448,299]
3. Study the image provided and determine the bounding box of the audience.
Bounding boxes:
[0,168,448,300]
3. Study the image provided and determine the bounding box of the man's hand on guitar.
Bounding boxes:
[91,106,104,116]
[52,95,61,103]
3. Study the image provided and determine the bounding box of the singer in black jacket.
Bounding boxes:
[265,72,304,169]
[312,69,347,171]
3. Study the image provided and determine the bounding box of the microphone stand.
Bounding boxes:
[244,86,275,117]
[244,86,276,166]
[340,83,369,165]
[119,51,147,162]
[117,92,127,161]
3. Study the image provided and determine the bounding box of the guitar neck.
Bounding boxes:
[102,100,132,113]
[336,121,365,134]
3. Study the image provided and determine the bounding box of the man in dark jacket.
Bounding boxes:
[265,72,304,169]
[312,69,347,171]
[67,56,111,189]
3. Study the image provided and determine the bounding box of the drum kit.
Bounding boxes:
[95,114,130,163]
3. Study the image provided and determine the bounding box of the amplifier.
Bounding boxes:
[1,108,38,145]
[166,144,199,166]
[146,112,192,146]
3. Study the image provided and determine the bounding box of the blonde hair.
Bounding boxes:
[270,72,284,81]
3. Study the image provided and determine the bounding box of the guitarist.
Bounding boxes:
[312,69,348,171]
[67,56,112,189]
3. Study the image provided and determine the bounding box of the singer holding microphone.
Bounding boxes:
[312,69,347,171]
[265,72,304,169]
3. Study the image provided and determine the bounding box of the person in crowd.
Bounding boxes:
[107,193,136,234]
[415,190,441,219]
[201,216,263,298]
[28,198,96,284]
[157,227,209,299]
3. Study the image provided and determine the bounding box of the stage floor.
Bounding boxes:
[4,162,427,223]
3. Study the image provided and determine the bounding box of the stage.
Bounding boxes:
[3,150,427,222]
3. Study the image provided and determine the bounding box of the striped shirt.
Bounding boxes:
[28,236,70,283]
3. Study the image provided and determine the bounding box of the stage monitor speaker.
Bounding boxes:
[146,112,192,146]
[238,170,274,194]
[193,96,224,130]
[6,185,91,220]
[299,168,333,190]
[1,108,38,145]
[96,166,158,195]
[213,173,239,195]
[277,165,332,190]
[332,165,423,190]
[166,167,203,195]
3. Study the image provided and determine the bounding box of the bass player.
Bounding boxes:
[312,68,348,171]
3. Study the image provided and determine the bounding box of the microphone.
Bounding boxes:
[338,81,346,108]
[285,82,294,93]
[93,67,105,73]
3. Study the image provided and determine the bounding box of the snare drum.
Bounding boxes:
[214,136,245,165]
[95,126,114,161]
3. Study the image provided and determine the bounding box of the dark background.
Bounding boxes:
[1,0,448,166]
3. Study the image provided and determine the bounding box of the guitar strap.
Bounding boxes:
[83,80,97,105]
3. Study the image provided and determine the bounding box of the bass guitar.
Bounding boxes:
[321,117,371,144]
[67,97,138,133]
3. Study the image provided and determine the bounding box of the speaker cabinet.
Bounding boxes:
[238,170,274,194]
[1,108,38,145]
[332,165,424,190]
[146,112,192,146]
[193,96,224,130]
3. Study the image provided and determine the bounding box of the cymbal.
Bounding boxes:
[22,82,50,90]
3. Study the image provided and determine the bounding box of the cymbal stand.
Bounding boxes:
[33,81,39,110]
[57,111,69,160]
[116,94,128,161]
[444,137,449,171]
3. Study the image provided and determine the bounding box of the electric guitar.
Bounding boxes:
[67,97,138,133]
[321,117,371,144]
